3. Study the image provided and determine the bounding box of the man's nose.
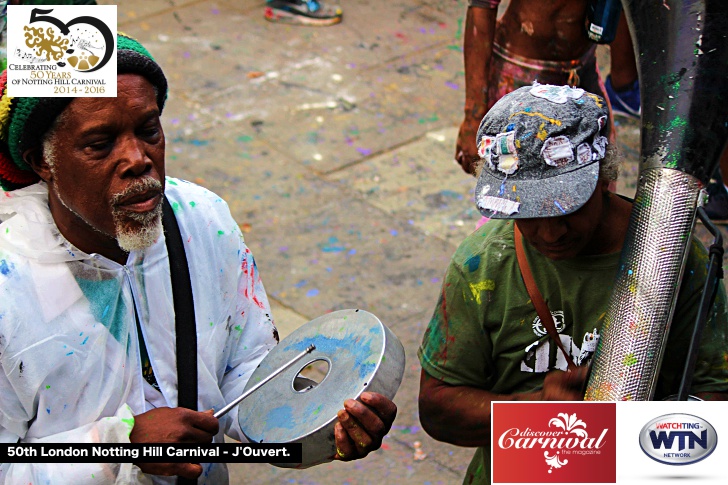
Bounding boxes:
[119,137,152,176]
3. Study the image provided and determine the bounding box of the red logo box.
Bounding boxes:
[492,402,616,483]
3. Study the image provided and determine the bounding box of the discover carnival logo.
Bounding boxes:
[639,413,718,465]
[492,402,616,483]
[498,412,608,473]
[6,5,116,97]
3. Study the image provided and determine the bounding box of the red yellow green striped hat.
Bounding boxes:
[0,33,167,191]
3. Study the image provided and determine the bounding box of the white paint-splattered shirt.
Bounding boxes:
[0,178,279,484]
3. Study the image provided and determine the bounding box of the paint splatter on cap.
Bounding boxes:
[474,83,610,219]
[0,33,168,191]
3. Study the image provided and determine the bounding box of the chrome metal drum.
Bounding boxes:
[237,309,405,468]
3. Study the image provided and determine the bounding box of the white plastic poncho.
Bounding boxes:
[0,178,279,484]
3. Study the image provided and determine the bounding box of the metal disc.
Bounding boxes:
[237,309,405,467]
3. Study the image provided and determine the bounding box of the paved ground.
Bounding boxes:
[104,1,726,484]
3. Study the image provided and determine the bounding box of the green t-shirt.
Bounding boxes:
[418,219,728,484]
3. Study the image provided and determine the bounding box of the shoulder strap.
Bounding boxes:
[513,224,577,372]
[161,197,198,410]
[162,197,199,485]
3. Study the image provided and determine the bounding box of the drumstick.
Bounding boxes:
[213,344,316,419]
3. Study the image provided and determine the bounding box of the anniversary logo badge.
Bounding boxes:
[5,4,116,97]
[492,402,616,483]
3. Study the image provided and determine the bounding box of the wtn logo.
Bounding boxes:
[639,414,717,465]
[649,430,707,451]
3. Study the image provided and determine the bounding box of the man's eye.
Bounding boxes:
[84,139,112,152]
[142,127,160,137]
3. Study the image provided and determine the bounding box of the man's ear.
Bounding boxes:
[598,178,612,195]
[22,147,52,183]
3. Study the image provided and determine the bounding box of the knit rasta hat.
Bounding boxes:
[0,33,168,191]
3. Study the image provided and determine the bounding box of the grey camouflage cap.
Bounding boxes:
[474,84,610,219]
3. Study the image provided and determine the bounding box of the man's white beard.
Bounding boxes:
[110,177,164,252]
[113,206,163,253]
[52,173,163,254]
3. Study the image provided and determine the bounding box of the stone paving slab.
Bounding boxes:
[117,1,287,125]
[269,300,309,339]
[166,48,463,175]
[253,45,464,174]
[114,0,465,175]
[250,44,463,173]
[243,196,452,326]
[116,0,210,27]
[328,127,479,246]
[226,0,461,71]
[163,129,349,232]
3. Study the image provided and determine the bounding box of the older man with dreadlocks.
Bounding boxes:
[0,35,395,484]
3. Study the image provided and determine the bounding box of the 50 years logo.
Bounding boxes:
[639,413,718,465]
[23,8,114,72]
[6,4,116,97]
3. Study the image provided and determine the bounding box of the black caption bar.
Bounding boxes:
[1,443,302,464]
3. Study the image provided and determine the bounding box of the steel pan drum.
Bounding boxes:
[237,309,405,468]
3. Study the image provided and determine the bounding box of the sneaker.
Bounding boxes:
[703,182,728,223]
[264,0,342,26]
[605,74,641,120]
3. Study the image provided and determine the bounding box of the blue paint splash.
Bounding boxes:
[466,254,481,272]
[319,237,346,253]
[264,405,296,430]
[0,259,13,276]
[440,190,463,200]
[284,333,378,379]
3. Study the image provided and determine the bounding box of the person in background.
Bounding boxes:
[456,1,643,177]
[603,11,640,120]
[455,0,614,175]
[264,0,342,26]
[420,85,728,485]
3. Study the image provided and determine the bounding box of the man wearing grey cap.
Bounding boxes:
[418,84,728,484]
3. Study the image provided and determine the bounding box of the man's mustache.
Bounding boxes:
[110,177,163,207]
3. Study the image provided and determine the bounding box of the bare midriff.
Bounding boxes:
[494,0,592,61]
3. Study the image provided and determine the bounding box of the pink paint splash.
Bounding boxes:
[476,216,490,229]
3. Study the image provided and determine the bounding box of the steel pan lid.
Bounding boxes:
[238,309,392,444]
